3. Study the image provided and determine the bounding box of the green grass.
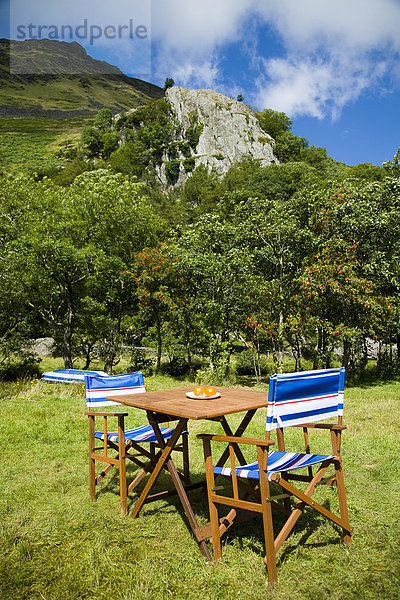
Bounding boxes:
[0,116,89,174]
[1,376,399,599]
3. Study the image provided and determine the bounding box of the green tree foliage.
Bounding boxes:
[110,99,178,177]
[165,159,181,184]
[347,162,384,182]
[163,77,175,92]
[297,181,400,369]
[383,146,400,177]
[255,109,293,140]
[94,108,113,130]
[2,130,400,380]
[255,108,330,169]
[0,170,164,372]
[81,126,103,156]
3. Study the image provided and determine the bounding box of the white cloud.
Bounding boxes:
[150,0,400,119]
[254,0,400,53]
[255,57,377,119]
[251,0,400,118]
[152,0,256,51]
[151,0,259,86]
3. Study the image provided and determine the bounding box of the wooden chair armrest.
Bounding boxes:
[85,411,129,417]
[197,434,274,447]
[293,422,347,431]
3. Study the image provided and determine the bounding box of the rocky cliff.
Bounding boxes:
[156,87,278,186]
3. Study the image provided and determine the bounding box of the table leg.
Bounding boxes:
[130,418,187,518]
[131,414,212,561]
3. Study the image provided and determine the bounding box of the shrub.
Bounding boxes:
[183,158,195,173]
[160,356,189,377]
[0,357,42,381]
[235,348,270,376]
[128,348,155,376]
[165,160,180,184]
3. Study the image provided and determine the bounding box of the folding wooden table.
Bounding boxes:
[106,386,268,561]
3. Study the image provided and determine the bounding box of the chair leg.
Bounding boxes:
[88,415,96,501]
[203,438,222,560]
[182,431,191,485]
[209,499,222,560]
[118,416,128,516]
[258,447,278,584]
[89,456,96,501]
[331,430,352,546]
[334,459,352,546]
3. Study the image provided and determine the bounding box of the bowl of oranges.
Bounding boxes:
[186,385,221,400]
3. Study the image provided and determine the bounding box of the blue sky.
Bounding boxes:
[1,0,400,166]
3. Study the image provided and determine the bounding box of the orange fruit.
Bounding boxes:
[205,386,217,396]
[193,385,205,396]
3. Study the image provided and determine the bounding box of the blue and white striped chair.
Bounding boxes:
[198,368,352,583]
[85,372,189,515]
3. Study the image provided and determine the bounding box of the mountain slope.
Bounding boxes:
[0,39,163,118]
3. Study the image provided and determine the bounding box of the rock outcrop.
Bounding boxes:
[157,87,278,186]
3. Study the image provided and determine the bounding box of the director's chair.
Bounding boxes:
[198,368,352,583]
[85,372,189,514]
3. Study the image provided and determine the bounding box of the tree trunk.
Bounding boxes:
[313,327,323,370]
[155,312,162,372]
[62,311,74,369]
[82,343,92,370]
[184,323,194,380]
[342,338,351,369]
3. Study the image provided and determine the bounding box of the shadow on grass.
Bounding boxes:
[118,465,351,567]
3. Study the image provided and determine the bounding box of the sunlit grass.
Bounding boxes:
[1,376,399,599]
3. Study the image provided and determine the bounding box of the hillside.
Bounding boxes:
[0,39,163,118]
[0,39,164,175]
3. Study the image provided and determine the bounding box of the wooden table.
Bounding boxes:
[106,386,268,560]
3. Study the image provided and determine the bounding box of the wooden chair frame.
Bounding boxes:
[86,408,190,515]
[199,413,352,584]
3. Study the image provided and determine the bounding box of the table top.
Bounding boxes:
[106,386,268,420]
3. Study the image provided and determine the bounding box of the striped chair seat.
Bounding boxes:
[94,424,175,444]
[214,450,335,480]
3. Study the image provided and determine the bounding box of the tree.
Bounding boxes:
[175,214,256,377]
[68,170,166,372]
[255,108,310,162]
[297,181,400,370]
[129,246,179,372]
[383,146,400,177]
[2,170,165,371]
[0,175,39,362]
[81,126,103,156]
[163,77,175,92]
[230,190,313,371]
[255,109,292,140]
[94,108,113,130]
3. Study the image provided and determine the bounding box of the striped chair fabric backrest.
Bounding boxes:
[42,369,108,383]
[266,368,345,431]
[85,372,146,409]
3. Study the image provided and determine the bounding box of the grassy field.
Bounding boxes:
[0,117,89,175]
[1,374,399,600]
